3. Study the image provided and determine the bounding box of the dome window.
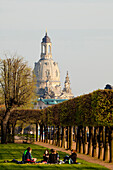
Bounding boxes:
[56,70,58,77]
[45,62,49,65]
[46,69,50,77]
[53,62,56,66]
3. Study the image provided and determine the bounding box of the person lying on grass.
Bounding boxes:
[25,147,37,163]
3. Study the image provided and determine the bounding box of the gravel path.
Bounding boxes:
[34,141,113,170]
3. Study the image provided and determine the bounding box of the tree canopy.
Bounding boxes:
[0,54,36,143]
[0,56,36,110]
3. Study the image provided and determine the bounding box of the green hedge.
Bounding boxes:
[42,90,113,126]
[0,89,113,126]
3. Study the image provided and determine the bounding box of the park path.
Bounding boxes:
[34,141,113,170]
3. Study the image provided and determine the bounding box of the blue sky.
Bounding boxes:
[0,0,113,96]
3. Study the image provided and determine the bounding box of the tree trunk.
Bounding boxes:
[36,122,38,142]
[79,126,83,153]
[40,125,43,142]
[67,126,70,149]
[49,126,51,144]
[73,126,76,141]
[20,123,24,134]
[88,126,93,156]
[109,127,113,163]
[52,125,55,145]
[7,121,11,143]
[12,123,16,143]
[57,125,61,147]
[1,109,11,144]
[82,127,85,154]
[54,126,57,146]
[45,125,48,143]
[79,127,81,153]
[104,126,109,161]
[76,126,80,152]
[92,127,98,157]
[44,125,46,143]
[98,126,103,160]
[84,127,87,154]
[103,126,105,150]
[69,126,73,150]
[74,126,77,151]
[62,126,66,148]
[39,124,41,142]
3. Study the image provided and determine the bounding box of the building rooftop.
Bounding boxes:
[38,98,68,105]
[104,84,113,89]
[42,32,51,43]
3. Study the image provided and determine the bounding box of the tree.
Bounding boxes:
[0,55,36,143]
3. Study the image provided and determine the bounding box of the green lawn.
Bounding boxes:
[0,143,108,170]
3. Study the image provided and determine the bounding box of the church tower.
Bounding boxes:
[34,31,74,100]
[60,71,74,99]
[63,71,71,93]
[34,32,61,98]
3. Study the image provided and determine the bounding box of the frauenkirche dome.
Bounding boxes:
[34,31,74,99]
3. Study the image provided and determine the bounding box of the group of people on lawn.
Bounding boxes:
[22,147,78,164]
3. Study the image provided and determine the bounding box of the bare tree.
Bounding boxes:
[0,55,36,143]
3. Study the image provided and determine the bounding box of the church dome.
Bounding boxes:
[34,31,74,100]
[34,58,60,83]
[34,31,73,99]
[34,32,62,98]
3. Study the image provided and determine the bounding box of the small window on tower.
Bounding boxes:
[43,45,46,53]
[48,45,51,53]
[56,70,58,77]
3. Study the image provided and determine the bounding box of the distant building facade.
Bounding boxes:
[34,98,68,110]
[34,31,74,102]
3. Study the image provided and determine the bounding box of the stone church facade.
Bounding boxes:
[34,32,74,99]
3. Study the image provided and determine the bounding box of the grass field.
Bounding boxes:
[0,143,108,170]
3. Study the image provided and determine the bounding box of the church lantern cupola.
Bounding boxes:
[41,31,52,59]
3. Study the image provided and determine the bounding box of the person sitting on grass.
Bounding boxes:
[54,150,60,161]
[69,149,77,164]
[48,149,58,164]
[25,147,37,163]
[22,147,33,162]
[43,149,49,162]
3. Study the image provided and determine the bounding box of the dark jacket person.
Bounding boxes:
[25,147,37,162]
[69,150,77,164]
[49,149,57,164]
